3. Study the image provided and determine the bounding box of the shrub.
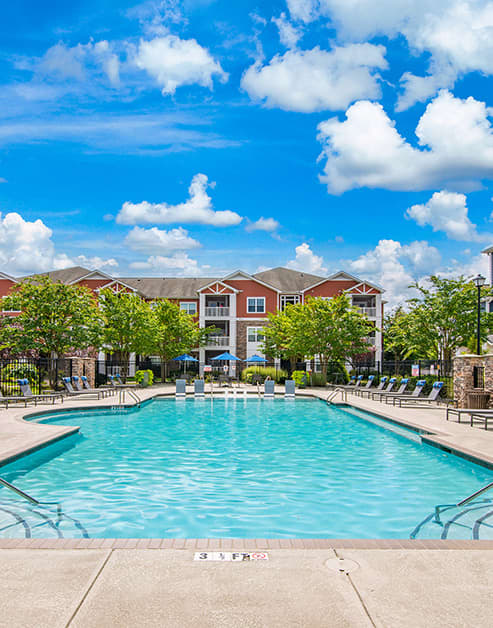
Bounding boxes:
[1,362,40,394]
[327,362,349,384]
[291,370,308,388]
[309,372,327,387]
[135,369,154,387]
[241,366,288,384]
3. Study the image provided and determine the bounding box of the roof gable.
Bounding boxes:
[199,280,239,294]
[253,267,324,292]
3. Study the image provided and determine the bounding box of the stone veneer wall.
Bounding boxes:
[69,357,96,388]
[453,354,493,408]
[236,320,267,362]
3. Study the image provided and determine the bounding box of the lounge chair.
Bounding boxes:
[285,380,295,398]
[370,377,397,400]
[107,374,132,389]
[18,379,63,405]
[0,389,31,408]
[328,375,356,390]
[175,379,186,398]
[357,376,387,398]
[73,376,112,398]
[340,375,364,392]
[194,379,205,397]
[352,375,375,396]
[264,380,275,398]
[62,377,105,400]
[446,407,493,427]
[374,378,409,402]
[115,374,137,387]
[385,379,426,405]
[393,382,444,407]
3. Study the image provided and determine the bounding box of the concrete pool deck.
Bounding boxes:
[1,385,493,626]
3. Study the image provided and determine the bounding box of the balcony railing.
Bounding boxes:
[204,307,230,317]
[206,336,230,347]
[355,306,376,317]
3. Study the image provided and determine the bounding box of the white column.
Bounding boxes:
[374,294,383,365]
[229,293,237,376]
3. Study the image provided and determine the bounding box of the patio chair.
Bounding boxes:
[285,380,295,398]
[264,380,275,398]
[370,377,397,400]
[393,382,444,407]
[0,389,31,408]
[72,376,112,399]
[447,407,493,425]
[340,375,364,392]
[18,379,63,405]
[175,379,186,398]
[385,379,426,405]
[107,374,131,389]
[328,375,355,390]
[194,379,205,397]
[353,375,375,397]
[62,377,105,400]
[374,378,409,402]
[357,376,387,398]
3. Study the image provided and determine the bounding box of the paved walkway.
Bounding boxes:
[2,546,493,627]
[1,385,493,627]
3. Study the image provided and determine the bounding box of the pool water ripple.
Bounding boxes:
[0,397,491,538]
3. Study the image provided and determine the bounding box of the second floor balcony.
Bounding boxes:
[205,335,230,347]
[355,306,377,318]
[204,306,230,317]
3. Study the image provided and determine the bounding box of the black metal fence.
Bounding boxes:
[0,358,72,395]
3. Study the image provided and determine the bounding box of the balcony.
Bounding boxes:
[204,307,230,317]
[205,336,230,347]
[355,306,376,317]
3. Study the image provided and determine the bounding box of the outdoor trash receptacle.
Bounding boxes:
[466,391,490,409]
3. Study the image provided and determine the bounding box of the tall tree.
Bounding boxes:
[99,289,154,380]
[0,276,100,386]
[405,276,493,361]
[383,307,414,372]
[150,299,214,381]
[262,295,373,373]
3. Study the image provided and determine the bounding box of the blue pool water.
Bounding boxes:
[1,397,492,538]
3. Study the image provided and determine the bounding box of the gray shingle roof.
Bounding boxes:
[253,267,325,292]
[23,266,93,284]
[120,277,217,299]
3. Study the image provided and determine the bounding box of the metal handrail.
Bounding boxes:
[0,477,62,516]
[118,388,142,406]
[326,388,347,403]
[434,482,493,523]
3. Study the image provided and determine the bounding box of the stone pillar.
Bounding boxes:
[69,357,96,387]
[453,354,493,408]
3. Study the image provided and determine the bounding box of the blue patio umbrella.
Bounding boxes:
[173,353,199,373]
[245,354,266,363]
[210,351,241,361]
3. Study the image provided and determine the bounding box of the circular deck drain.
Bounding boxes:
[325,557,360,574]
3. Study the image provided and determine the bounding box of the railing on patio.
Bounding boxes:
[204,307,230,317]
[205,336,230,347]
[356,306,376,317]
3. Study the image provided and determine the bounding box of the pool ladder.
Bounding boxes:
[118,388,142,406]
[0,476,62,515]
[326,388,347,404]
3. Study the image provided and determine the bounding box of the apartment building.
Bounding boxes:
[0,266,384,369]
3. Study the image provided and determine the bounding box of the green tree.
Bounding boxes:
[0,276,100,387]
[383,307,415,373]
[405,276,493,361]
[150,299,214,381]
[99,289,154,380]
[262,295,374,374]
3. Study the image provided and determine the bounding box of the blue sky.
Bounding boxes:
[1,0,493,305]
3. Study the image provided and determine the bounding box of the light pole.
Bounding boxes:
[472,274,486,355]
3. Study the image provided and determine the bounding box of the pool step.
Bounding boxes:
[412,500,493,540]
[0,498,89,539]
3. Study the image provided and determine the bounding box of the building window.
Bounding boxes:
[247,327,265,343]
[247,297,265,313]
[280,295,300,310]
[180,302,197,315]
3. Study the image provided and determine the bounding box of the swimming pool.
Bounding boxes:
[0,397,491,538]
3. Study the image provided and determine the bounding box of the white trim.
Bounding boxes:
[180,301,198,315]
[198,279,240,294]
[94,279,139,294]
[236,317,268,321]
[280,294,301,310]
[69,268,114,284]
[0,272,17,282]
[247,296,266,313]
[304,271,383,293]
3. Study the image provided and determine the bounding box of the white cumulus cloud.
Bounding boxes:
[129,252,205,276]
[286,242,327,274]
[134,35,227,95]
[317,91,493,194]
[116,173,243,227]
[242,44,387,113]
[406,191,492,242]
[246,217,280,232]
[272,12,303,48]
[124,226,201,253]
